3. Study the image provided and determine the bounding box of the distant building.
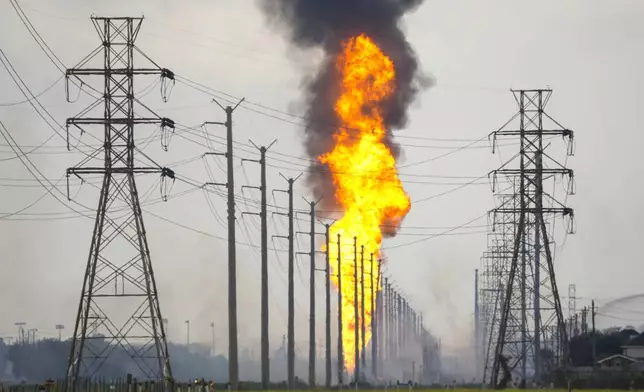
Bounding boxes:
[595,332,644,371]
[622,333,644,361]
[597,354,638,370]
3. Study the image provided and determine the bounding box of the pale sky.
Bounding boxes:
[0,0,643,363]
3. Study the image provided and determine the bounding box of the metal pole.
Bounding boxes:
[56,324,64,342]
[325,224,332,388]
[308,201,316,388]
[396,293,403,360]
[360,246,366,371]
[592,300,596,366]
[385,280,390,366]
[287,178,295,389]
[225,105,239,390]
[353,237,360,384]
[185,320,190,346]
[260,146,270,390]
[377,273,384,379]
[371,254,376,380]
[475,269,480,379]
[337,233,344,387]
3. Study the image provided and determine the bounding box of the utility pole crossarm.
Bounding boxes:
[204,182,227,188]
[204,152,226,157]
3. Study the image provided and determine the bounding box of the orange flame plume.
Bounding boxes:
[322,34,411,373]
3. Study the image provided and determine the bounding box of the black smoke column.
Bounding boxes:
[259,0,431,213]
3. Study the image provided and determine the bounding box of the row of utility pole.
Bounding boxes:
[51,17,438,390]
[566,300,597,364]
[203,101,435,389]
[11,323,65,343]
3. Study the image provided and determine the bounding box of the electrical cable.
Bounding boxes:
[0,74,63,106]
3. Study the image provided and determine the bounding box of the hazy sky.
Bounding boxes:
[1,0,643,360]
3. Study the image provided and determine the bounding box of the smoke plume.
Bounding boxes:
[259,0,431,212]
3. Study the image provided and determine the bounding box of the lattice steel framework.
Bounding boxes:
[488,90,575,387]
[64,17,175,390]
[481,191,518,383]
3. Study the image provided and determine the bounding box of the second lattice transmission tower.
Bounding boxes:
[488,89,575,387]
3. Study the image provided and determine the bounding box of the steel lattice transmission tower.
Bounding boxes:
[489,89,575,387]
[481,191,518,383]
[64,17,176,390]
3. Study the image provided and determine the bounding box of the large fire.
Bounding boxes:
[321,34,411,372]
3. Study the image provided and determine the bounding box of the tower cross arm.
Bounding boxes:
[492,129,573,138]
[67,118,174,126]
[66,68,172,76]
[493,168,573,176]
[67,166,166,175]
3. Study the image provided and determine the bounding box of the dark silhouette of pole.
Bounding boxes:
[14,323,25,345]
[592,300,596,366]
[56,324,65,342]
[225,105,239,390]
[287,178,296,389]
[273,174,301,389]
[259,145,270,389]
[371,254,376,379]
[337,233,344,386]
[243,140,276,390]
[208,99,244,390]
[384,279,390,363]
[396,293,404,360]
[296,199,324,388]
[308,201,317,387]
[360,246,366,370]
[324,224,332,388]
[376,259,382,378]
[353,237,360,384]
